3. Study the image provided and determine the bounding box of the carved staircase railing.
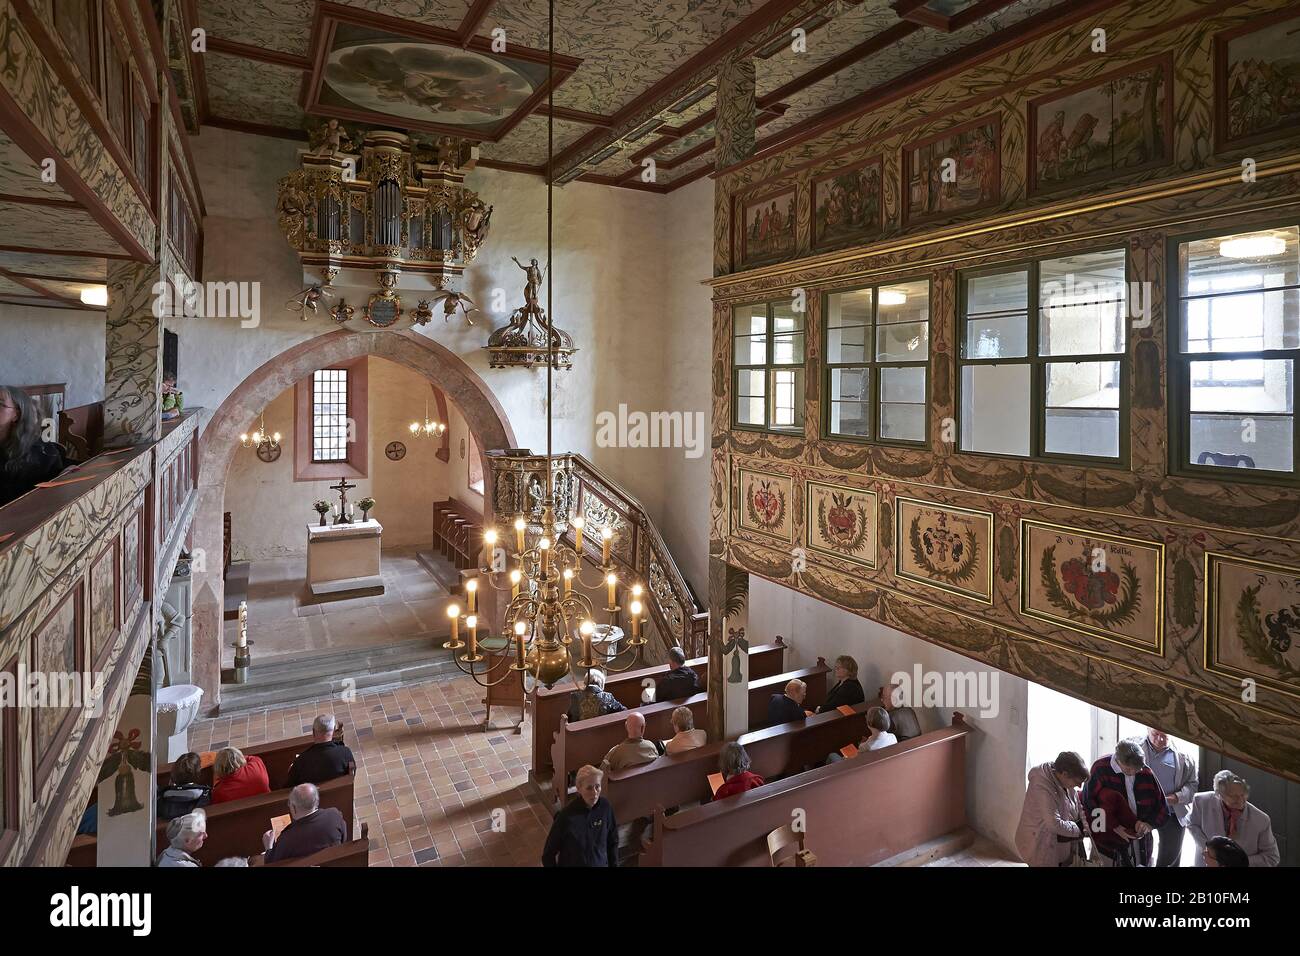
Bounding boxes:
[486,451,708,659]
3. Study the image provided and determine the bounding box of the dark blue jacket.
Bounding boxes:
[655,665,700,701]
[767,693,805,727]
[542,796,618,867]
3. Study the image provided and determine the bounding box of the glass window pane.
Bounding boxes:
[1045,409,1120,458]
[961,364,1030,456]
[877,320,929,361]
[770,368,803,428]
[735,305,766,337]
[826,288,871,365]
[878,280,929,324]
[734,334,766,365]
[966,270,1029,315]
[880,402,926,442]
[827,321,868,365]
[1190,359,1292,413]
[829,400,871,438]
[966,312,1028,358]
[1039,249,1126,356]
[1180,289,1299,352]
[881,366,925,405]
[736,396,765,426]
[736,369,766,397]
[312,368,349,462]
[1189,413,1293,471]
[1046,361,1121,410]
[1182,226,1299,295]
[772,302,804,334]
[830,367,869,403]
[772,330,805,365]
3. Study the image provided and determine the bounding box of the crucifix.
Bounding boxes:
[330,477,357,524]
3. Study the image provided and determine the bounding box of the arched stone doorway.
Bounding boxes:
[189,329,517,711]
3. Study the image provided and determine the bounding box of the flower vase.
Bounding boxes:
[318,513,327,527]
[361,508,371,523]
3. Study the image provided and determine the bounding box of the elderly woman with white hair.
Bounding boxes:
[566,668,627,723]
[542,764,618,867]
[1187,770,1280,866]
[157,810,207,867]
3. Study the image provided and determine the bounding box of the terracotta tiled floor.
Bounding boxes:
[187,675,549,867]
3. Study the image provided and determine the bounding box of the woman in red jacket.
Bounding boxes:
[211,747,271,804]
[713,742,765,801]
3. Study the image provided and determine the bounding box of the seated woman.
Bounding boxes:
[825,706,898,765]
[566,668,627,723]
[157,752,212,819]
[816,655,865,713]
[0,386,68,508]
[713,742,765,801]
[663,705,707,754]
[211,747,270,804]
[1204,835,1249,868]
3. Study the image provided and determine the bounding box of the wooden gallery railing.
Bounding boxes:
[0,410,200,866]
[486,451,708,660]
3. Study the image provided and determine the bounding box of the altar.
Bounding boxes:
[306,520,385,596]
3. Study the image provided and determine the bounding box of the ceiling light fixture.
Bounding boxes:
[80,285,108,307]
[1219,234,1287,259]
[878,289,908,306]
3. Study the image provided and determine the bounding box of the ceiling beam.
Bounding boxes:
[549,0,826,179]
[457,0,499,48]
[0,266,86,307]
[205,35,313,70]
[0,193,83,210]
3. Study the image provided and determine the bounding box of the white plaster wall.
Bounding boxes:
[0,303,106,406]
[747,575,1030,856]
[225,356,464,558]
[172,127,713,590]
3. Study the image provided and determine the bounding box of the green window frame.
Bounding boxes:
[1169,220,1299,485]
[957,246,1129,466]
[732,300,806,433]
[822,278,931,445]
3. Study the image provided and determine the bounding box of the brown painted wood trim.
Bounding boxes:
[550,0,819,174]
[761,21,918,107]
[167,140,203,239]
[0,267,81,305]
[948,0,1023,32]
[0,85,149,261]
[1211,2,1300,154]
[457,0,499,48]
[181,0,210,124]
[10,0,156,220]
[206,35,313,70]
[112,0,159,101]
[715,0,1128,179]
[5,271,106,284]
[0,192,82,209]
[202,115,308,141]
[476,158,545,176]
[141,0,207,217]
[535,104,615,128]
[664,162,715,193]
[0,243,133,259]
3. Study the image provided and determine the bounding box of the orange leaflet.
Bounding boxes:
[707,772,724,795]
[837,705,856,716]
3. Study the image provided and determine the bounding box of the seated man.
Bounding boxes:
[157,752,212,821]
[157,810,207,867]
[262,783,347,864]
[767,678,807,727]
[600,712,663,772]
[655,646,700,701]
[663,705,707,754]
[287,714,355,787]
[567,668,627,723]
[879,682,922,740]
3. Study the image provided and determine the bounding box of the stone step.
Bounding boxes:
[216,638,460,715]
[875,826,977,867]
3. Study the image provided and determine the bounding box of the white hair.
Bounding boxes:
[586,668,606,691]
[575,765,603,789]
[288,783,321,816]
[168,809,206,848]
[215,857,249,867]
[786,678,806,698]
[1114,739,1145,770]
[313,714,337,737]
[1213,769,1249,796]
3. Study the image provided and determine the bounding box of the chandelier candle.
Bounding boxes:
[572,516,584,552]
[444,604,462,650]
[514,516,526,554]
[606,572,617,610]
[601,526,612,564]
[563,568,573,595]
[510,568,521,599]
[481,529,497,569]
[467,615,478,659]
[466,578,477,614]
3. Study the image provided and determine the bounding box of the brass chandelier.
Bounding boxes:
[444,0,645,690]
[408,398,446,439]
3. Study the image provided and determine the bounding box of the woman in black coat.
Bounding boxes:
[0,386,67,508]
[817,655,865,713]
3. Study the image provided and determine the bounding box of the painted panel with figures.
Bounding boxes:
[805,480,877,569]
[1021,520,1165,655]
[895,497,993,603]
[1205,553,1300,700]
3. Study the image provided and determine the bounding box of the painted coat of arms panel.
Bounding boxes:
[895,497,993,603]
[805,480,877,568]
[1021,521,1165,656]
[736,467,794,543]
[1205,554,1300,700]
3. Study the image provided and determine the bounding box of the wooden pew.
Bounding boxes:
[66,732,345,867]
[432,497,482,570]
[252,823,370,867]
[531,639,787,775]
[640,715,972,867]
[601,701,870,825]
[548,661,830,807]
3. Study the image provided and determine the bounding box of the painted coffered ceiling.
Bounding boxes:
[187,0,1078,191]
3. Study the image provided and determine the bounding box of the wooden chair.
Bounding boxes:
[767,823,809,867]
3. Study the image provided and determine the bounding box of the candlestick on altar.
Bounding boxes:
[237,601,248,647]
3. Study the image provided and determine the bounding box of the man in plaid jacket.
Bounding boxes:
[1081,739,1170,865]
